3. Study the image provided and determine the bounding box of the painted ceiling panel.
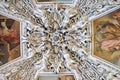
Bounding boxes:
[0,0,120,80]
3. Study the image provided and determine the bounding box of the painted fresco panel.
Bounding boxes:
[37,0,55,2]
[94,9,120,66]
[0,15,20,66]
[38,75,75,80]
[37,0,73,2]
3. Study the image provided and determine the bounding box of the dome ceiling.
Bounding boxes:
[0,0,120,80]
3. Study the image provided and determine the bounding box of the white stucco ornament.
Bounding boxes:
[0,0,120,80]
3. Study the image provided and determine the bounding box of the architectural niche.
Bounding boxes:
[0,0,120,80]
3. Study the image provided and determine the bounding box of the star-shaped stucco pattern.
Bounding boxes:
[25,5,91,73]
[0,0,120,80]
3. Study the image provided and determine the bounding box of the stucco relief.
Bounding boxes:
[0,0,120,80]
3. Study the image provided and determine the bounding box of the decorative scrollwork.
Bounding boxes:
[0,0,120,80]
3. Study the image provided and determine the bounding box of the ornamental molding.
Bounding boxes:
[0,0,120,80]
